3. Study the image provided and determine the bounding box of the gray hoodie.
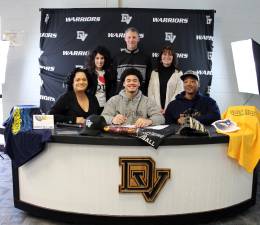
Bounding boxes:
[102,90,165,125]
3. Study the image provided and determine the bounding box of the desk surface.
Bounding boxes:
[51,126,229,146]
[14,126,251,225]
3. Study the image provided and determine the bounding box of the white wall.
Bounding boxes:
[0,0,260,120]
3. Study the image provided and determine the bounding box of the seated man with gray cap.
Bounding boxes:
[102,68,165,128]
[165,70,220,126]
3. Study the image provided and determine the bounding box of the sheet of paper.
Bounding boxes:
[33,115,54,129]
[147,125,169,130]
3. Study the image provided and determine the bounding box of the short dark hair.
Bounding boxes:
[66,67,94,93]
[120,68,143,84]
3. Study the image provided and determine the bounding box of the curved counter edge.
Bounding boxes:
[13,198,255,225]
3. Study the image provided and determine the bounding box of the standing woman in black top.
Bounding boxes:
[49,68,99,124]
[148,45,183,114]
[87,46,117,114]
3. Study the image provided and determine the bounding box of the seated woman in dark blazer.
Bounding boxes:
[49,68,99,124]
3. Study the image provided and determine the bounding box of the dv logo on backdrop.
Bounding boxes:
[165,32,176,43]
[121,13,132,24]
[208,51,213,60]
[119,157,171,202]
[44,14,49,24]
[77,31,88,41]
[206,15,213,24]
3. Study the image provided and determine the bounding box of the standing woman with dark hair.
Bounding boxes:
[49,68,99,124]
[148,45,183,114]
[87,46,117,114]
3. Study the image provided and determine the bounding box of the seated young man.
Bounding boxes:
[165,70,221,126]
[102,68,164,128]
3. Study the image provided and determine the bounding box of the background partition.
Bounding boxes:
[39,8,215,112]
[1,0,260,122]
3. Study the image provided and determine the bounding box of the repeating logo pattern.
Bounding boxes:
[39,8,215,112]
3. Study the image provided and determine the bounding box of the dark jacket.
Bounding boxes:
[165,91,221,125]
[91,69,117,101]
[49,91,99,123]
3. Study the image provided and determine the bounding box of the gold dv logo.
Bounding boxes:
[119,157,171,202]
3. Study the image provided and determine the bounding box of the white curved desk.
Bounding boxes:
[12,130,256,224]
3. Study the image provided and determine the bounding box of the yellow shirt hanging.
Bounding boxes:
[220,106,260,173]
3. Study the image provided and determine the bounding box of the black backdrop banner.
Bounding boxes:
[39,8,215,112]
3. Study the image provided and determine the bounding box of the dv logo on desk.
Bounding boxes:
[119,157,171,202]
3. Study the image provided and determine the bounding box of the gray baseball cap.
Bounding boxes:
[180,70,199,81]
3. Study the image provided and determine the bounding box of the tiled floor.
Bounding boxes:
[0,154,260,225]
[0,154,67,225]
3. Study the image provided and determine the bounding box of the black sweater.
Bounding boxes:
[49,91,99,123]
[158,66,174,108]
[113,48,151,95]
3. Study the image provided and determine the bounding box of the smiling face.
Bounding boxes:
[94,53,105,71]
[124,31,139,51]
[123,74,140,94]
[73,72,88,93]
[183,76,199,96]
[161,50,173,67]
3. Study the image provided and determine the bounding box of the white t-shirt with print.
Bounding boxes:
[95,70,106,107]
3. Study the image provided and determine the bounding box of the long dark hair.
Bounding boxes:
[156,45,180,72]
[86,46,112,72]
[66,67,94,93]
